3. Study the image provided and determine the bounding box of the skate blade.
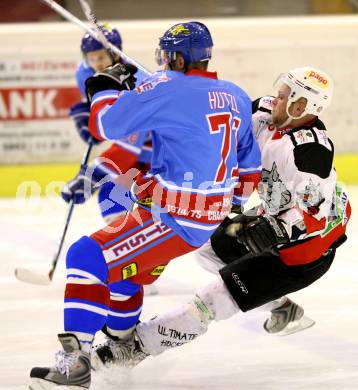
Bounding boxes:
[276,315,316,336]
[29,378,87,389]
[29,378,52,390]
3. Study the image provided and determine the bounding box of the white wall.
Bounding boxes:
[1,16,357,164]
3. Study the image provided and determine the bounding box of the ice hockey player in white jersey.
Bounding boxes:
[90,66,351,368]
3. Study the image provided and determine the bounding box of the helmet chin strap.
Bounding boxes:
[281,99,307,127]
[280,116,293,128]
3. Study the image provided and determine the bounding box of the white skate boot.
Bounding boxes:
[264,298,315,336]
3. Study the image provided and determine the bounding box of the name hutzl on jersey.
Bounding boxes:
[208,91,240,113]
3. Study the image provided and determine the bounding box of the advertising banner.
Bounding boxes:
[0,58,83,164]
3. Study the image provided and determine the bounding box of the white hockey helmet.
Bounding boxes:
[275,66,334,121]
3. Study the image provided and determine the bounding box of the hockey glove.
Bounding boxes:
[61,164,102,204]
[227,214,290,255]
[230,203,243,215]
[85,63,138,101]
[69,102,101,145]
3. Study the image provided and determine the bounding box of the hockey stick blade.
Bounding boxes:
[14,267,51,286]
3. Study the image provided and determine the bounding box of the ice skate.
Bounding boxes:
[29,333,91,389]
[92,333,148,369]
[263,298,315,336]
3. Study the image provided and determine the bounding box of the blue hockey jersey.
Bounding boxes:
[89,69,261,246]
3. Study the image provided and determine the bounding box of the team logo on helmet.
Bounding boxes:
[305,70,329,88]
[168,24,191,36]
[102,22,114,32]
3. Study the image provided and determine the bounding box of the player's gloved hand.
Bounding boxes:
[69,102,101,145]
[61,164,100,204]
[85,63,138,101]
[226,214,290,255]
[230,203,243,215]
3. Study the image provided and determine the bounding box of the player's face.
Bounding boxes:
[86,49,113,72]
[272,84,290,127]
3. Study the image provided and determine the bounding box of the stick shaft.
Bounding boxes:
[48,142,93,279]
[39,0,152,76]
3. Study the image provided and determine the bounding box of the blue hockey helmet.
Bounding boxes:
[81,23,122,54]
[156,21,213,66]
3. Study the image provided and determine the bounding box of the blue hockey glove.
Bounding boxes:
[69,102,101,145]
[85,63,137,101]
[61,164,101,204]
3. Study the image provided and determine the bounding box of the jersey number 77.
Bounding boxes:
[207,112,241,184]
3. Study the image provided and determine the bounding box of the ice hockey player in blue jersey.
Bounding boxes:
[62,23,152,223]
[29,21,261,389]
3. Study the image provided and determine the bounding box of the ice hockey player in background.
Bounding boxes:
[62,24,152,223]
[29,21,261,389]
[90,67,351,368]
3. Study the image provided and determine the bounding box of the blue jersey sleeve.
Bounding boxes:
[91,71,179,140]
[134,67,150,87]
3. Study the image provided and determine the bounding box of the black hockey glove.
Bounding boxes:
[85,63,138,101]
[227,214,290,255]
[230,203,243,215]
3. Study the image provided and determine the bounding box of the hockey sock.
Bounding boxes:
[196,276,241,321]
[106,281,143,339]
[64,236,110,351]
[136,300,210,356]
[136,277,240,356]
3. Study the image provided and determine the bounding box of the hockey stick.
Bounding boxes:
[77,0,117,61]
[14,142,93,286]
[38,0,152,76]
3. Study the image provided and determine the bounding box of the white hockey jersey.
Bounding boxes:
[251,97,351,265]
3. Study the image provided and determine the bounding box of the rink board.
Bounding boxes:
[0,154,357,197]
[1,15,358,167]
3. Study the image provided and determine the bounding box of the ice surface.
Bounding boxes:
[1,188,357,389]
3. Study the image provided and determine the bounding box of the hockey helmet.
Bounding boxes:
[81,23,122,54]
[155,21,213,66]
[275,67,334,120]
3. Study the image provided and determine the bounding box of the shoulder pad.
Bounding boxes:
[289,128,316,147]
[252,96,273,114]
[293,139,334,179]
[289,126,333,152]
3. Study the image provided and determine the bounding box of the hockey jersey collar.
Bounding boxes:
[186,69,218,79]
[273,117,323,140]
[272,126,292,139]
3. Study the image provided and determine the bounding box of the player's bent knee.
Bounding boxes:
[66,235,108,282]
[219,253,294,312]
